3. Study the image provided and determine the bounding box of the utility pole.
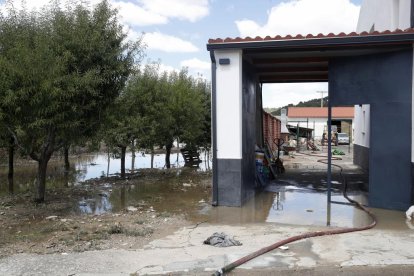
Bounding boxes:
[317,91,327,107]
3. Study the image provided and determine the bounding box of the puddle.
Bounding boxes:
[70,171,409,230]
[74,172,212,216]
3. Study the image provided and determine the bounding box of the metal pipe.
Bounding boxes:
[210,51,218,206]
[327,99,332,226]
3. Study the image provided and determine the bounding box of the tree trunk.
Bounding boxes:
[176,138,180,166]
[7,137,14,194]
[64,145,70,172]
[120,146,126,178]
[35,158,49,203]
[131,140,135,172]
[106,150,110,177]
[151,148,154,169]
[165,142,172,169]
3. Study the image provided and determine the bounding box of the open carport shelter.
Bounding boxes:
[207,29,414,210]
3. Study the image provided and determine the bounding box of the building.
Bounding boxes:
[287,107,354,140]
[207,0,414,210]
[353,0,412,174]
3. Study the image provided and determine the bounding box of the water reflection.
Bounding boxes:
[0,150,212,195]
[75,151,211,181]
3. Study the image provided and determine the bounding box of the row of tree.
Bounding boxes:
[0,0,211,202]
[101,64,211,176]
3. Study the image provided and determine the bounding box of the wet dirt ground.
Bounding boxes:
[1,146,414,275]
[0,168,211,258]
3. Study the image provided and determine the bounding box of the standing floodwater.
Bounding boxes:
[0,150,211,195]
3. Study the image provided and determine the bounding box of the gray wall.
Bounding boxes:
[330,49,413,210]
[354,143,369,172]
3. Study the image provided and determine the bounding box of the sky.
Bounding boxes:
[0,0,363,108]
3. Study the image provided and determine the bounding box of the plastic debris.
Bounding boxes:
[332,148,345,155]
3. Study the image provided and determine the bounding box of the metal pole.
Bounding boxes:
[296,123,300,152]
[327,98,332,226]
[313,121,315,140]
[306,118,309,149]
[348,122,351,154]
[317,91,326,107]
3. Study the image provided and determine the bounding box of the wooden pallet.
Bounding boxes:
[180,149,202,167]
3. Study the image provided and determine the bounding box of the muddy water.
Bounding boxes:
[75,174,412,231]
[0,151,211,195]
[1,150,411,231]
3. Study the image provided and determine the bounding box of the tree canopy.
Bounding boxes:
[0,0,144,202]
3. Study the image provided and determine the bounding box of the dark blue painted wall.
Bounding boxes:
[330,49,413,210]
[241,60,258,204]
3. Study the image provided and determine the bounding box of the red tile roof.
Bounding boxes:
[288,107,354,118]
[208,28,414,44]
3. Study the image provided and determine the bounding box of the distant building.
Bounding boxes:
[287,107,354,140]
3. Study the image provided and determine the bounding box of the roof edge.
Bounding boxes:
[207,28,414,51]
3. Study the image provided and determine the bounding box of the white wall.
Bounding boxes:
[288,118,326,140]
[354,105,370,147]
[357,0,411,32]
[215,50,243,159]
[288,118,354,141]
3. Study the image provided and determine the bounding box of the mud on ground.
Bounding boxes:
[0,169,211,258]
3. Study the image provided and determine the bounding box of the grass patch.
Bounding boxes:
[157,211,171,218]
[107,224,153,237]
[134,219,146,225]
[124,227,153,237]
[107,224,123,234]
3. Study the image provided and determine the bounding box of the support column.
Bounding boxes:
[214,50,244,206]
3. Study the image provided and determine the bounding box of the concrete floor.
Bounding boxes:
[1,223,414,275]
[1,146,414,275]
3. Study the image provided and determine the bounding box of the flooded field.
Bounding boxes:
[0,148,412,258]
[0,150,211,195]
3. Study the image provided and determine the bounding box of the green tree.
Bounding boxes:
[158,69,205,168]
[100,89,142,178]
[0,0,142,202]
[125,63,164,168]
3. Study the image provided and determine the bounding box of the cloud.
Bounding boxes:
[262,83,328,108]
[236,0,360,37]
[158,63,179,74]
[180,58,210,71]
[140,0,209,22]
[112,1,167,26]
[143,32,199,53]
[2,0,210,26]
[180,58,210,80]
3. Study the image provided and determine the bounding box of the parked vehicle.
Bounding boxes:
[337,132,350,144]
